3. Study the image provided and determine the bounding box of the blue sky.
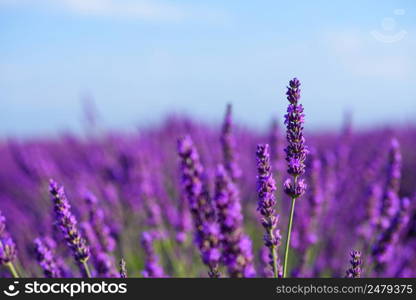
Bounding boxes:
[1,0,415,137]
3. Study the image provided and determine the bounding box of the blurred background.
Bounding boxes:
[1,0,415,137]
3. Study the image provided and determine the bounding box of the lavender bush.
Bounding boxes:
[0,79,415,278]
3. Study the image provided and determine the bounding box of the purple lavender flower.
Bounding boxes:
[136,158,163,228]
[94,252,116,278]
[283,78,308,278]
[34,237,62,278]
[119,258,127,278]
[345,250,362,278]
[49,180,91,276]
[84,191,116,253]
[372,197,411,275]
[358,183,382,242]
[379,138,402,230]
[177,135,221,277]
[41,236,72,278]
[141,231,166,278]
[259,246,274,277]
[0,237,17,266]
[80,221,117,277]
[221,104,241,182]
[284,78,307,194]
[0,210,18,277]
[214,164,255,277]
[256,144,282,278]
[367,184,382,227]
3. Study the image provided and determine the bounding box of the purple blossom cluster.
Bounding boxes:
[283,78,308,199]
[178,135,221,277]
[49,180,90,264]
[256,144,282,278]
[33,237,61,278]
[141,231,166,278]
[0,217,16,265]
[214,164,255,277]
[345,250,362,278]
[379,139,402,230]
[282,78,308,278]
[221,104,242,182]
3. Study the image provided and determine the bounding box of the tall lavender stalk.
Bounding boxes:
[345,250,362,278]
[178,136,221,277]
[49,180,91,277]
[358,183,382,243]
[84,191,116,253]
[83,191,117,277]
[136,159,163,228]
[372,197,410,275]
[379,139,402,230]
[34,237,62,278]
[81,221,116,277]
[141,231,166,278]
[0,210,18,278]
[259,246,273,277]
[221,104,241,182]
[282,78,308,278]
[256,144,282,278]
[214,164,255,277]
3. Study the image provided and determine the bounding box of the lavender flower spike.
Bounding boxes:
[0,210,18,278]
[221,103,241,182]
[49,179,91,277]
[84,191,116,253]
[345,250,363,278]
[34,237,62,278]
[141,231,166,278]
[178,136,221,278]
[379,138,402,230]
[0,237,17,272]
[282,78,308,278]
[372,197,411,274]
[259,246,274,277]
[256,144,282,278]
[214,164,256,277]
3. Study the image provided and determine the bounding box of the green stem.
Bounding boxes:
[283,196,297,278]
[82,261,92,278]
[6,262,19,278]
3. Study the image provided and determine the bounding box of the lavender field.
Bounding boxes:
[1,78,415,278]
